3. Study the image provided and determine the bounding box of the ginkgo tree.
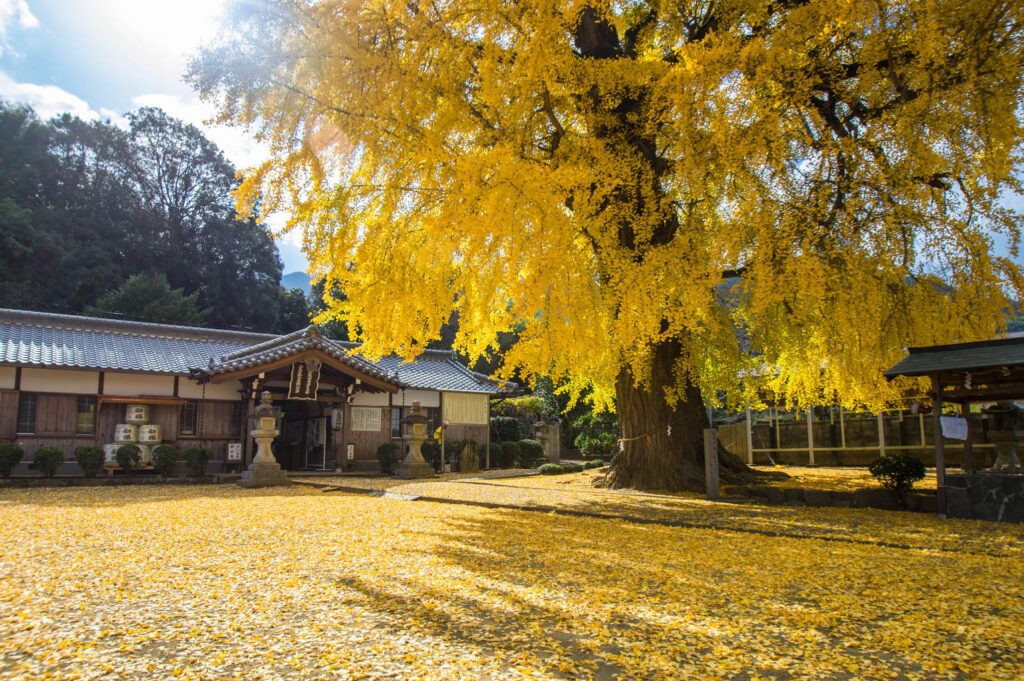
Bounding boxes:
[191,0,1024,491]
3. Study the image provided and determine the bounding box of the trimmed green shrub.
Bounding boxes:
[115,444,141,472]
[377,442,401,475]
[517,439,546,467]
[0,443,24,478]
[584,459,605,469]
[564,463,584,473]
[74,445,105,477]
[421,441,441,471]
[869,452,926,497]
[33,446,64,478]
[487,442,504,469]
[183,446,212,476]
[538,463,564,475]
[152,445,180,478]
[489,416,522,443]
[501,441,521,468]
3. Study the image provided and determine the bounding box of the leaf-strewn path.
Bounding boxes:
[1,484,1021,680]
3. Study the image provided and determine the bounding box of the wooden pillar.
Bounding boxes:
[807,408,815,465]
[839,405,847,449]
[961,401,974,472]
[877,411,886,457]
[931,374,946,517]
[773,405,781,450]
[744,402,754,465]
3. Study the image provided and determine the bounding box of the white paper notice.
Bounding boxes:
[940,416,968,441]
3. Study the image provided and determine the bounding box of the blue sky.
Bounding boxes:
[0,0,308,273]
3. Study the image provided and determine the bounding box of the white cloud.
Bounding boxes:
[0,69,99,120]
[0,0,37,56]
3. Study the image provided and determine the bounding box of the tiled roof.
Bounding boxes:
[0,308,515,394]
[884,336,1024,378]
[202,326,401,387]
[0,308,273,374]
[352,346,516,394]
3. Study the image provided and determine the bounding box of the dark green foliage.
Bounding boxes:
[115,444,141,472]
[183,446,212,476]
[275,287,311,333]
[33,447,63,477]
[517,439,546,467]
[421,441,441,471]
[0,101,292,331]
[377,442,401,475]
[0,443,24,478]
[573,412,620,459]
[564,463,584,473]
[538,463,564,475]
[489,416,522,443]
[501,441,521,468]
[86,273,207,326]
[869,452,926,496]
[488,442,504,468]
[74,445,105,477]
[584,459,605,469]
[152,445,180,477]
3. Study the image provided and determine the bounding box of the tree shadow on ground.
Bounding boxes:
[324,506,1021,680]
[407,480,1024,558]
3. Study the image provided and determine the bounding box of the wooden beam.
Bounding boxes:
[208,348,398,392]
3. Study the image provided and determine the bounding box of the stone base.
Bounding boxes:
[237,461,291,488]
[393,461,436,479]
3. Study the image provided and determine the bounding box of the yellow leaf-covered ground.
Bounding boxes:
[1,485,1022,680]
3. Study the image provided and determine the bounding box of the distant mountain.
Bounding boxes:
[282,271,312,295]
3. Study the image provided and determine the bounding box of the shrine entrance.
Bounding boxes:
[272,399,335,470]
[189,326,401,471]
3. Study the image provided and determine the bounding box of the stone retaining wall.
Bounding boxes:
[724,485,938,513]
[945,474,1024,523]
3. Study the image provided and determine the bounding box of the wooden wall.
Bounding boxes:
[343,404,391,467]
[0,391,17,440]
[4,391,243,461]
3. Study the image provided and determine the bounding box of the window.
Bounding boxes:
[17,393,37,434]
[179,401,198,436]
[229,402,242,437]
[391,407,403,438]
[76,396,97,434]
[425,407,440,437]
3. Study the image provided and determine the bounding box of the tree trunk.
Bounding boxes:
[604,339,750,492]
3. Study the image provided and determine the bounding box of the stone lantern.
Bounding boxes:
[238,391,291,488]
[394,401,436,478]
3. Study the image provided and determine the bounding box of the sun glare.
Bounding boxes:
[91,0,226,72]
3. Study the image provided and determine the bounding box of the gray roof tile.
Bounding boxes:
[0,308,515,394]
[884,336,1024,378]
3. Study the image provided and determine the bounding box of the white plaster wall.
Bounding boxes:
[0,366,15,389]
[443,391,489,425]
[179,379,244,400]
[350,390,390,407]
[103,373,175,397]
[20,368,100,394]
[396,389,440,408]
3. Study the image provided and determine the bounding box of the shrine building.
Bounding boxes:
[0,308,513,474]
